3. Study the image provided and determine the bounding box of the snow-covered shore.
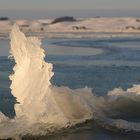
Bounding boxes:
[1,17,140,39]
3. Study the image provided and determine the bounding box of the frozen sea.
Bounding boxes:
[0,35,140,139]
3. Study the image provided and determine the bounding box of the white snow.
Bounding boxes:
[0,17,140,39]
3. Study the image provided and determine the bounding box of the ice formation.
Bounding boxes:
[9,25,99,125]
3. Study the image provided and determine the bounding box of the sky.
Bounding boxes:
[0,0,139,10]
[0,0,139,18]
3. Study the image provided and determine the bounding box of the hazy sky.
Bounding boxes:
[0,0,139,10]
[0,0,139,18]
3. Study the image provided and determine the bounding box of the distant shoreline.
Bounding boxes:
[1,17,140,39]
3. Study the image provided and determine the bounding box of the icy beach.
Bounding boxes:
[0,25,140,139]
